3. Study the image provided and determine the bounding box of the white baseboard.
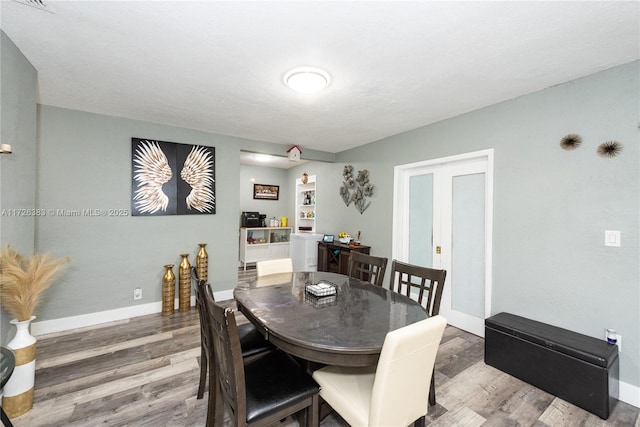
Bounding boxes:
[620,380,640,408]
[28,295,640,410]
[32,290,230,337]
[215,289,234,301]
[31,301,172,337]
[31,289,233,337]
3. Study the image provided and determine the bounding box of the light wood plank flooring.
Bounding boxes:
[7,267,639,426]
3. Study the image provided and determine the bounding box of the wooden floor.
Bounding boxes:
[7,268,639,426]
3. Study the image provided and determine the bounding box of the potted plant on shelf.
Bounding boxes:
[0,245,70,418]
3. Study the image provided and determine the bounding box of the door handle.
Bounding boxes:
[435,246,441,254]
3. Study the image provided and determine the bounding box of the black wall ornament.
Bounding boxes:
[597,141,623,158]
[559,133,625,159]
[560,134,583,150]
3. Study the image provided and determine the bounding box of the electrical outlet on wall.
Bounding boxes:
[133,288,142,300]
[604,330,622,352]
[614,334,622,352]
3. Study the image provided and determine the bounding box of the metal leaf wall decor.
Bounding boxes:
[339,165,374,214]
[340,165,355,206]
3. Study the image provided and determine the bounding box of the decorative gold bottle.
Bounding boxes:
[196,243,208,282]
[162,264,175,316]
[178,254,191,312]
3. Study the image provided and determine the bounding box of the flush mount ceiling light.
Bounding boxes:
[284,67,331,94]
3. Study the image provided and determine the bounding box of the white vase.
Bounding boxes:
[2,316,37,418]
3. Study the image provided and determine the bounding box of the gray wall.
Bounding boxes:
[0,32,38,343]
[239,164,290,221]
[34,105,323,320]
[9,95,330,325]
[311,61,640,389]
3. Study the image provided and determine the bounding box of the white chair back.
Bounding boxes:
[256,258,293,277]
[369,315,447,426]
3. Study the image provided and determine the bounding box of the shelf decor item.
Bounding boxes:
[295,173,317,233]
[178,254,191,312]
[196,243,208,282]
[162,264,176,316]
[338,232,352,244]
[239,227,292,270]
[0,245,70,417]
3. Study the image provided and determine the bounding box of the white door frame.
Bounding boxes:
[392,149,494,336]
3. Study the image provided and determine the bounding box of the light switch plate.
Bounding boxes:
[604,230,621,247]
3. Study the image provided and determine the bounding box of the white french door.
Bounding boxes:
[393,150,493,337]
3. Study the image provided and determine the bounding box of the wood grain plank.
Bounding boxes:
[426,406,486,427]
[7,268,638,427]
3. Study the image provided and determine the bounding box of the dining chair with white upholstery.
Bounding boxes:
[389,260,447,406]
[312,315,447,427]
[256,258,293,277]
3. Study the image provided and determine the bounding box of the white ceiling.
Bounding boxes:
[2,1,638,154]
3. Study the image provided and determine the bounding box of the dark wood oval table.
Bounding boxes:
[233,271,427,367]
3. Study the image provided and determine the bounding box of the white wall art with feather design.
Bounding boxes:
[131,138,216,215]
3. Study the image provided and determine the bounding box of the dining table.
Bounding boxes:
[233,271,427,367]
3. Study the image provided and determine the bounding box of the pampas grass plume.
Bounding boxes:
[0,245,70,321]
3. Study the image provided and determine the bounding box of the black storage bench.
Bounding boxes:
[485,312,618,419]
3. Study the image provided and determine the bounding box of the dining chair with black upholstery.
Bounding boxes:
[389,260,447,405]
[346,251,388,287]
[256,258,293,277]
[191,268,274,402]
[204,286,320,427]
[312,315,447,427]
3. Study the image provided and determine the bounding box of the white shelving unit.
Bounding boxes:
[239,227,292,270]
[295,174,316,233]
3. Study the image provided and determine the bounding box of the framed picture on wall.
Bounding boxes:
[253,184,279,200]
[131,138,216,215]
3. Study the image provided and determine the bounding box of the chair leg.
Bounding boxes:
[1,406,14,427]
[307,394,319,427]
[197,344,207,399]
[318,395,333,421]
[413,415,426,427]
[428,369,436,406]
